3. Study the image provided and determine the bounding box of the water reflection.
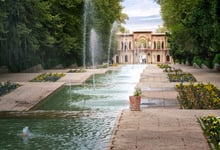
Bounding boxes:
[0,65,146,149]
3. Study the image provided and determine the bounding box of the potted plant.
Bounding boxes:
[129,87,142,111]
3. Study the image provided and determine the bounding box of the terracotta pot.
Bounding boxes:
[129,96,141,111]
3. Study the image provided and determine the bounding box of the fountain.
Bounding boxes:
[89,29,99,89]
[107,21,118,66]
[83,0,89,69]
[0,0,147,149]
[0,65,146,149]
[22,126,30,137]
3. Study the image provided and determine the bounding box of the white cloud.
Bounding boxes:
[121,0,162,32]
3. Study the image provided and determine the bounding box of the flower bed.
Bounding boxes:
[68,69,86,73]
[168,72,196,82]
[176,83,220,109]
[0,81,20,96]
[199,115,220,149]
[164,68,182,73]
[30,73,65,82]
[157,64,171,69]
[157,64,183,73]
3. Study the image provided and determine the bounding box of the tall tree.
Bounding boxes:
[159,0,220,66]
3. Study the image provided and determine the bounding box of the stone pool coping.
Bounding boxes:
[0,68,111,111]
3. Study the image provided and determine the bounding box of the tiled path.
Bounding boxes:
[108,64,220,150]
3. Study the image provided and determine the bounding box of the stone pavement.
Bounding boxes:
[0,68,109,111]
[0,64,219,149]
[108,64,220,150]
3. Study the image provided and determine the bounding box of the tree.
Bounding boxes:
[159,0,220,66]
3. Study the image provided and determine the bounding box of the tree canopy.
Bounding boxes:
[158,0,220,67]
[0,0,125,72]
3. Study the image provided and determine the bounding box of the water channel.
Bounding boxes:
[0,65,146,150]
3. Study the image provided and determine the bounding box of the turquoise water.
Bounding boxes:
[0,65,146,150]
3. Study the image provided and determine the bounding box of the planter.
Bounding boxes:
[129,96,141,111]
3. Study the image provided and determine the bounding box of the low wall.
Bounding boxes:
[21,64,43,73]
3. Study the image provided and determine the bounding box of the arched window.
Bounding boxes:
[157,55,160,62]
[125,55,128,62]
[121,42,123,50]
[162,41,164,49]
[129,42,131,49]
[157,41,160,49]
[116,56,119,63]
[154,42,156,49]
[166,55,170,62]
[121,42,124,50]
[137,38,146,49]
[124,42,127,51]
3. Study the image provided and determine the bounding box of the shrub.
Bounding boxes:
[213,54,220,65]
[193,56,203,67]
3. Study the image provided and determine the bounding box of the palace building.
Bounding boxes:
[113,31,173,64]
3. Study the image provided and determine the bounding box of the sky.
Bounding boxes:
[121,0,163,32]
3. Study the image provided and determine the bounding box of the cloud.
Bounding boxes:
[121,0,162,32]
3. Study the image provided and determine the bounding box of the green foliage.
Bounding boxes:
[193,56,203,67]
[0,81,20,96]
[159,0,220,67]
[0,0,125,72]
[213,54,220,64]
[133,87,142,96]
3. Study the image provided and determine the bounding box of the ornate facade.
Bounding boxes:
[113,31,173,64]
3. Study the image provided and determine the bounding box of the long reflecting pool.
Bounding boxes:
[0,65,146,150]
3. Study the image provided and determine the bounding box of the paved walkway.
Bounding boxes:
[0,68,109,111]
[108,64,220,150]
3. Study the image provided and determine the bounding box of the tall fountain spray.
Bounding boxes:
[107,21,118,66]
[90,29,99,89]
[83,0,89,69]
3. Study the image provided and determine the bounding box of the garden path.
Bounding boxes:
[108,64,220,150]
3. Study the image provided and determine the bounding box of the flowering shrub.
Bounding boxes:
[0,81,20,96]
[176,83,220,109]
[168,72,196,82]
[200,115,220,149]
[30,73,65,82]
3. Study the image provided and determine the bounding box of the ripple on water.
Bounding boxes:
[0,65,146,149]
